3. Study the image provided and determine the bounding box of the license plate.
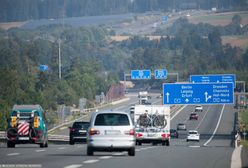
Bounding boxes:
[79,130,86,133]
[147,133,155,137]
[19,137,29,140]
[105,130,120,135]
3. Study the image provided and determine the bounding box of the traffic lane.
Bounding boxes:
[205,105,235,147]
[170,105,196,129]
[82,145,233,168]
[0,144,161,168]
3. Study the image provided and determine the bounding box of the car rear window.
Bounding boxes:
[189,131,197,134]
[94,113,130,126]
[73,122,89,129]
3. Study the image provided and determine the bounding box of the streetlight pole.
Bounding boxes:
[58,39,62,80]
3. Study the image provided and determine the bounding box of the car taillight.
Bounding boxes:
[161,133,169,138]
[89,128,100,135]
[136,132,143,138]
[125,129,135,135]
[70,128,76,132]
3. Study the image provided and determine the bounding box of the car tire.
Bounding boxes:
[136,141,142,146]
[128,147,135,156]
[69,140,75,145]
[186,139,189,142]
[7,141,15,148]
[162,141,166,146]
[166,140,170,146]
[87,146,94,156]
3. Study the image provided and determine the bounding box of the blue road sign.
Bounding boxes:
[155,69,167,79]
[131,70,151,80]
[190,74,236,84]
[39,65,48,72]
[163,83,234,105]
[162,16,168,23]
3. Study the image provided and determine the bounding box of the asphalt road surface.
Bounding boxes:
[0,93,236,168]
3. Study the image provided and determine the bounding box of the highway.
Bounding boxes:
[0,92,236,168]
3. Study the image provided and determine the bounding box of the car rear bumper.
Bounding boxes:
[88,138,135,148]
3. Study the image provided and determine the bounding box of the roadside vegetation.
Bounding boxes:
[240,110,248,147]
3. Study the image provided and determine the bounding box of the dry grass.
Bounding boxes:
[189,11,248,26]
[222,36,248,49]
[0,21,26,30]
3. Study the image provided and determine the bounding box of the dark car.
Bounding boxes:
[170,129,178,138]
[69,121,89,145]
[189,113,198,120]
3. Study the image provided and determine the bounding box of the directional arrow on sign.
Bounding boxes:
[166,92,170,103]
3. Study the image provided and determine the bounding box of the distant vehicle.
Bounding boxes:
[134,105,170,146]
[170,129,178,138]
[69,121,89,145]
[187,130,200,142]
[138,91,151,105]
[195,105,203,112]
[6,105,48,148]
[189,113,198,120]
[87,111,135,156]
[177,123,186,131]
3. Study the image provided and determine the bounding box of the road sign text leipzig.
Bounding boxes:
[163,83,234,105]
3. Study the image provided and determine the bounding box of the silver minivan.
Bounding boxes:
[87,111,136,156]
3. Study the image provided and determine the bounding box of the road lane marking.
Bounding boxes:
[189,146,200,148]
[114,105,126,110]
[171,105,187,120]
[99,156,112,159]
[64,164,83,168]
[35,149,46,152]
[112,152,125,156]
[195,106,211,130]
[83,159,99,164]
[7,153,20,156]
[58,147,67,150]
[204,105,225,146]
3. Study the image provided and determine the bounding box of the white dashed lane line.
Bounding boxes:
[7,153,20,156]
[64,164,83,168]
[58,147,67,150]
[99,156,113,159]
[35,149,46,152]
[83,159,99,164]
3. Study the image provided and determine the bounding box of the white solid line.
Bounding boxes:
[83,159,99,164]
[195,106,211,130]
[98,156,113,159]
[171,105,187,120]
[7,153,20,156]
[64,164,82,168]
[35,149,45,152]
[203,105,225,146]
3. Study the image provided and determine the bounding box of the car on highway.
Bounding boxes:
[87,110,136,156]
[177,123,187,131]
[69,121,89,145]
[195,105,203,112]
[189,113,199,120]
[187,130,200,142]
[170,129,178,138]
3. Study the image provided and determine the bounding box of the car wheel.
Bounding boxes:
[128,147,135,156]
[7,141,15,148]
[162,141,166,146]
[69,140,75,145]
[136,141,142,146]
[87,146,94,156]
[186,139,189,142]
[166,140,170,146]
